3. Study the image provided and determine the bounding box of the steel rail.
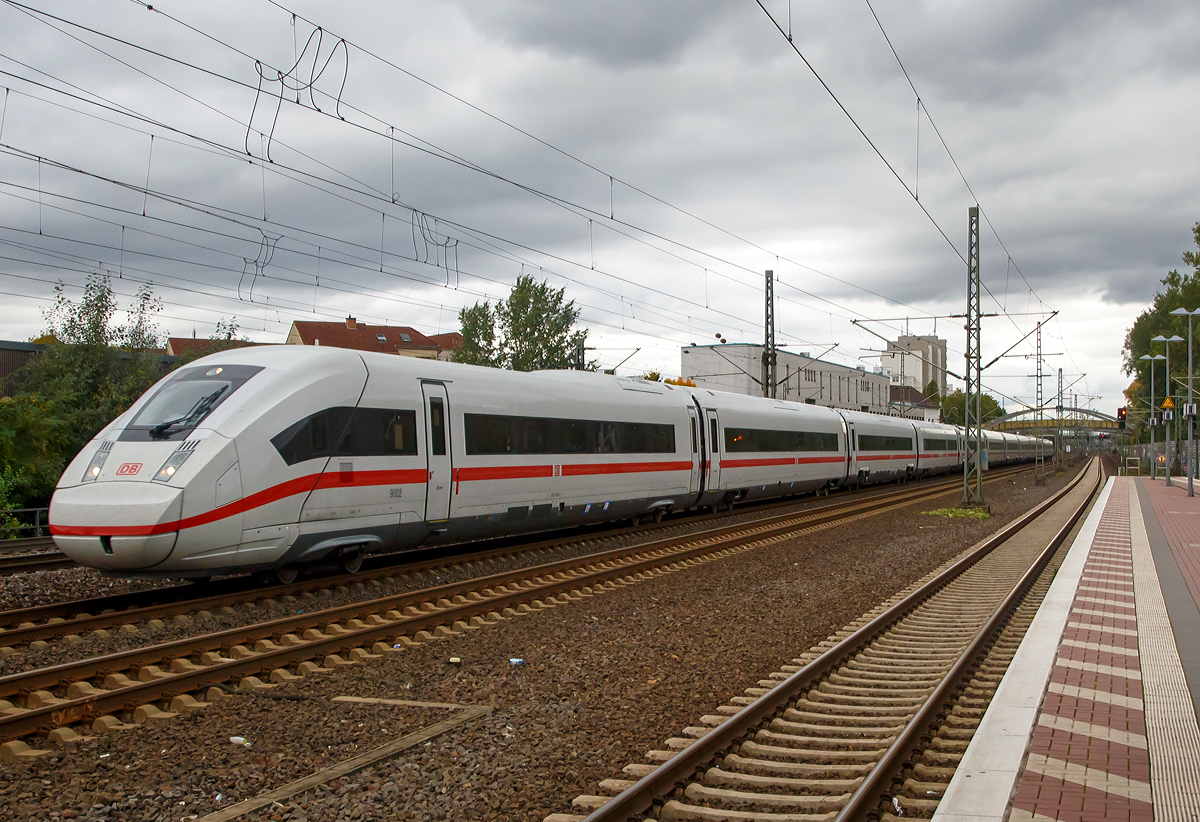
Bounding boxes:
[0,537,58,556]
[579,458,1097,822]
[0,465,1029,644]
[0,464,1021,741]
[0,474,961,698]
[0,552,74,576]
[833,459,1102,820]
[1,468,998,629]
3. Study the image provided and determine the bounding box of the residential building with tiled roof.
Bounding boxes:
[165,337,261,358]
[284,317,460,360]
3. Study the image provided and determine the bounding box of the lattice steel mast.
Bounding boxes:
[963,207,983,506]
[763,269,777,399]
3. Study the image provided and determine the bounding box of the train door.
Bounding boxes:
[421,383,451,522]
[845,419,858,481]
[704,408,722,491]
[686,406,701,495]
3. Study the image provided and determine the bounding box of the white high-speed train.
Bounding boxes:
[49,346,1049,581]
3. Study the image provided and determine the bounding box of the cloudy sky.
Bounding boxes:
[1,0,1197,417]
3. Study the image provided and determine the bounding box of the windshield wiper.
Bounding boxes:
[149,385,228,439]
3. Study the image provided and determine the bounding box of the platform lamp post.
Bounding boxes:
[1170,309,1199,496]
[1152,334,1184,486]
[1140,353,1165,479]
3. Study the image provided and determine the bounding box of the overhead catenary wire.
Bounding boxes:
[0,1,1068,386]
[2,0,945,336]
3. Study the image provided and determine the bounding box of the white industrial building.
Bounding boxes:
[680,344,891,415]
[879,335,948,395]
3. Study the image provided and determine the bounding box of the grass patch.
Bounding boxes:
[919,507,991,519]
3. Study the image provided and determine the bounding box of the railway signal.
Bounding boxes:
[1118,407,1126,430]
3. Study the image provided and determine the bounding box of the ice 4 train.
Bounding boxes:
[49,346,1048,581]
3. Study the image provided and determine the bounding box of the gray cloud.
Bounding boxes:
[444,0,734,69]
[0,0,1195,417]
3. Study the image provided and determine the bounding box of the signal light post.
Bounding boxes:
[1140,353,1165,479]
[1170,307,1198,497]
[1152,334,1184,486]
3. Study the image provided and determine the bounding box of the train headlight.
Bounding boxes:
[154,449,194,482]
[81,442,113,483]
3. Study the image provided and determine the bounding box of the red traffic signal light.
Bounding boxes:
[1118,407,1126,430]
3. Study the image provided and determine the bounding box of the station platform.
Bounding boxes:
[934,475,1200,822]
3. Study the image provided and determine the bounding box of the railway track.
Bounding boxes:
[556,457,1102,822]
[0,463,1038,749]
[0,465,1032,650]
[0,550,73,577]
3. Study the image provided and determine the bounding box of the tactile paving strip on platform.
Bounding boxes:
[1010,480,1152,821]
[1129,483,1200,820]
[1007,478,1200,822]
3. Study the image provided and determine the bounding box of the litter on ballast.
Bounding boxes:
[449,657,461,664]
[229,736,250,747]
[509,658,525,665]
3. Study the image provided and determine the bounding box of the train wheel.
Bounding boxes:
[274,566,299,585]
[653,509,665,523]
[339,550,364,575]
[630,515,641,527]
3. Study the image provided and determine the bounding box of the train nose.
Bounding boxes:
[50,482,182,570]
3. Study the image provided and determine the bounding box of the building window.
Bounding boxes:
[376,334,387,343]
[400,333,412,343]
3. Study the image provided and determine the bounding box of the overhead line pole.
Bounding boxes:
[764,269,777,399]
[963,206,983,507]
[1057,368,1064,475]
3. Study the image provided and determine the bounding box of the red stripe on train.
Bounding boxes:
[51,469,427,537]
[561,461,691,476]
[722,456,843,468]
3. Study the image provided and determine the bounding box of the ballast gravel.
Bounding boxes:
[0,478,962,674]
[0,461,1086,821]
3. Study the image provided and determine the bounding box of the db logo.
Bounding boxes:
[116,463,143,476]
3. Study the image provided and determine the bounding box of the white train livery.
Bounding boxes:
[49,347,1049,581]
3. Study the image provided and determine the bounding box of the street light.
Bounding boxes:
[1152,334,1185,486]
[1140,353,1166,479]
[1170,309,1199,496]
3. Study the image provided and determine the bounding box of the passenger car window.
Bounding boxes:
[273,407,415,465]
[429,398,446,456]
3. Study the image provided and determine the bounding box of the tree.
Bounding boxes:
[453,275,588,371]
[451,302,500,368]
[923,379,940,400]
[641,371,663,382]
[1121,221,1200,441]
[939,389,1005,426]
[665,376,697,387]
[0,274,165,507]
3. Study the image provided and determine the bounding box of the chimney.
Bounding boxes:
[314,338,320,346]
[345,316,357,330]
